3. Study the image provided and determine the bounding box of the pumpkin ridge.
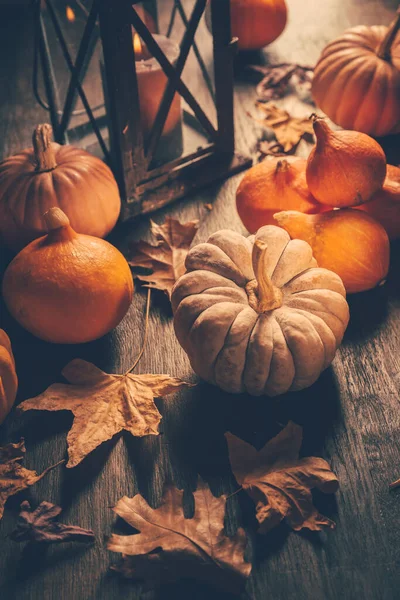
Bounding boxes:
[269,316,296,389]
[240,311,261,394]
[285,307,337,369]
[351,60,381,133]
[333,58,375,125]
[214,306,258,393]
[285,292,349,329]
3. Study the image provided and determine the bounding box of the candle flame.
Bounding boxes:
[133,33,143,55]
[66,5,76,22]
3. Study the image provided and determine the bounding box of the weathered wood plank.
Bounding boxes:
[0,2,400,600]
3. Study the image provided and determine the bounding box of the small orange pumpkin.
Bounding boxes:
[2,208,133,344]
[0,330,18,425]
[312,10,400,137]
[206,0,287,51]
[0,124,121,252]
[236,157,323,233]
[230,0,287,50]
[356,164,400,240]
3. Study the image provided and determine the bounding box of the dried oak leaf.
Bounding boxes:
[0,439,62,520]
[10,500,95,544]
[255,103,314,153]
[108,481,251,594]
[226,422,339,534]
[128,217,199,298]
[19,359,192,469]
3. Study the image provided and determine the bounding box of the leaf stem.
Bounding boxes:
[124,288,152,375]
[226,486,243,499]
[389,477,400,490]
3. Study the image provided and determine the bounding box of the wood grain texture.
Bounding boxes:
[1,2,400,599]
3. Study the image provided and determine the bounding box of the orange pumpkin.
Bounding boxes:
[0,329,18,425]
[231,0,287,50]
[206,0,287,51]
[274,209,390,294]
[2,208,133,344]
[236,157,323,233]
[356,164,400,240]
[312,10,400,137]
[0,124,121,252]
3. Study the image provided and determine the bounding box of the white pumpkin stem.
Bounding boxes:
[43,207,70,231]
[377,7,400,61]
[33,124,58,172]
[251,240,283,312]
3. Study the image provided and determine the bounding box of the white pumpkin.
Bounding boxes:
[171,226,349,396]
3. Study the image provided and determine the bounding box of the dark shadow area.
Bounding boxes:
[277,367,342,456]
[124,431,166,509]
[59,435,121,510]
[378,133,400,167]
[344,285,389,342]
[252,522,291,565]
[15,541,93,582]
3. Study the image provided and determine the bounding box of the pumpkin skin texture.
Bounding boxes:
[0,329,18,425]
[171,227,349,396]
[306,118,387,207]
[230,0,287,50]
[274,209,390,294]
[312,16,400,137]
[2,208,133,344]
[236,157,323,233]
[0,124,121,252]
[356,164,400,240]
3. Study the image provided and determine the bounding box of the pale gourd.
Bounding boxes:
[172,226,349,396]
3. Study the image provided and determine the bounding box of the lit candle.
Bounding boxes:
[133,34,183,161]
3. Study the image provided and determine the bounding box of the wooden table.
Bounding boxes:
[1,1,400,599]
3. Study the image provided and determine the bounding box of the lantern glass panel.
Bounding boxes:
[39,0,219,166]
[40,1,108,156]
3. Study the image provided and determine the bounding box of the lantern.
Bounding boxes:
[34,0,251,219]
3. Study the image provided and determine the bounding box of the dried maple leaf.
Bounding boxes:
[108,480,251,594]
[255,103,314,153]
[226,422,339,534]
[0,439,62,520]
[10,500,95,544]
[128,216,199,298]
[19,359,192,469]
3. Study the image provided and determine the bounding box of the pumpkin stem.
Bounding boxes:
[377,7,400,61]
[33,124,58,172]
[312,117,331,145]
[44,207,70,231]
[275,159,289,174]
[43,208,76,242]
[251,240,283,313]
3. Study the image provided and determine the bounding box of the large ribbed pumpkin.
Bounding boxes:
[312,10,400,137]
[172,227,349,396]
[0,124,121,251]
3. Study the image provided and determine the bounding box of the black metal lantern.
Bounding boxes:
[34,0,251,219]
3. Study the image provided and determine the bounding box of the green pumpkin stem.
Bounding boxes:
[33,124,58,172]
